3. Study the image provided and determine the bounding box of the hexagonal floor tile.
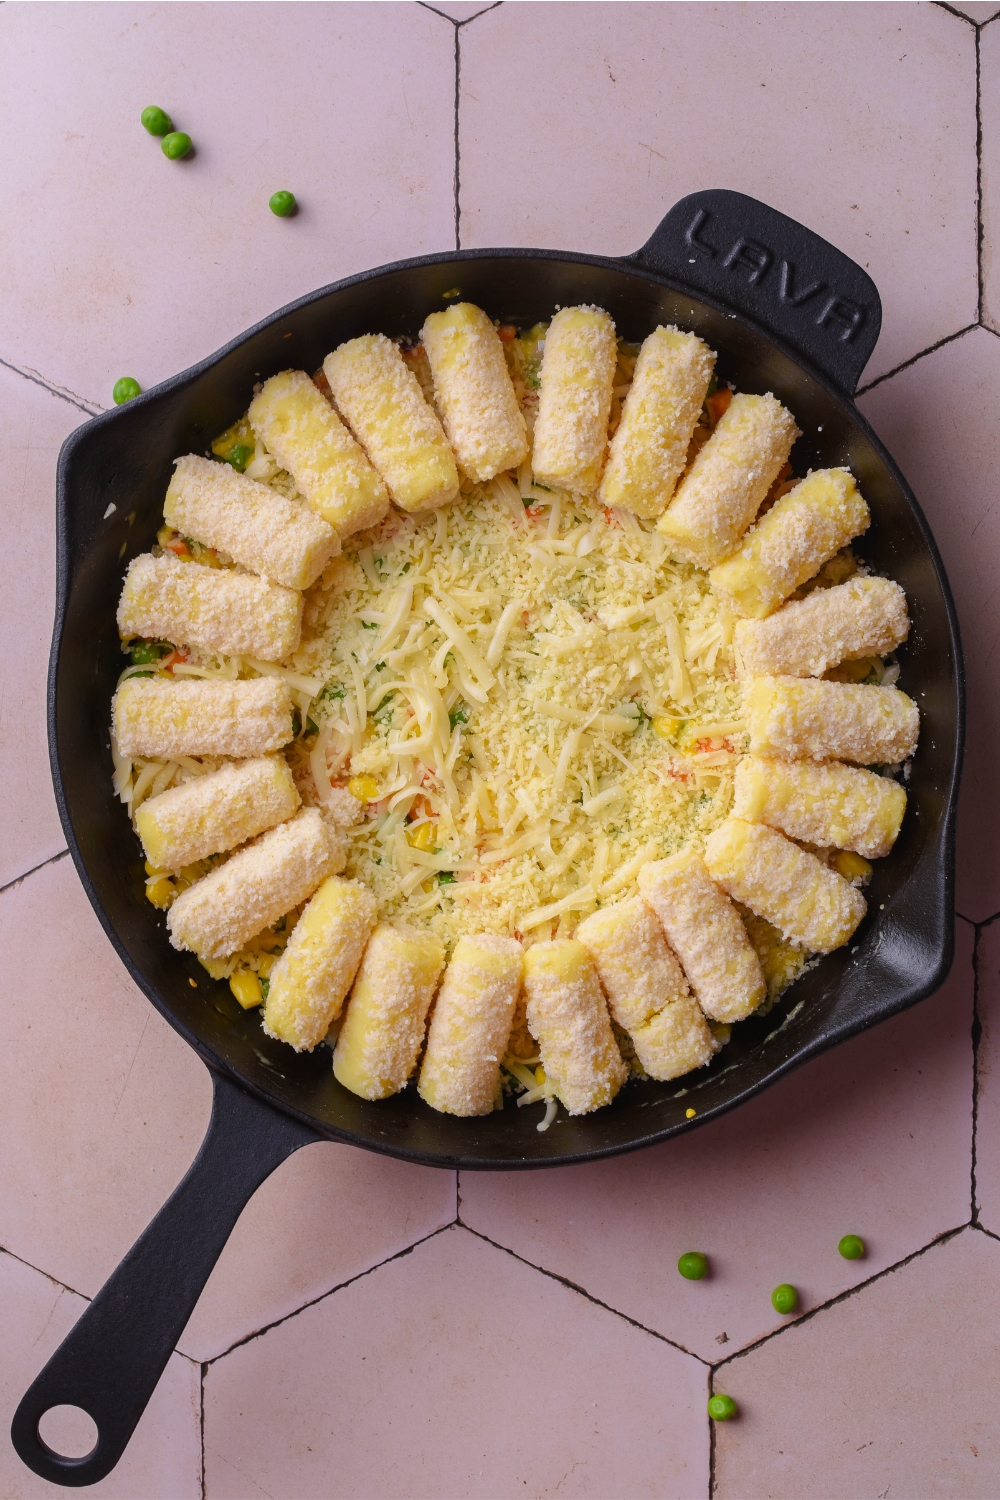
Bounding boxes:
[203,1223,709,1499]
[0,367,87,890]
[712,1227,1000,1499]
[459,2,977,384]
[0,1248,201,1499]
[460,922,973,1364]
[971,918,1000,1234]
[981,16,1000,331]
[0,856,457,1362]
[0,3,456,410]
[858,327,1000,923]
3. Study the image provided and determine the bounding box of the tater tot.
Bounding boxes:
[733,755,907,858]
[735,576,909,678]
[522,939,627,1115]
[705,818,867,954]
[333,924,446,1099]
[421,304,529,482]
[418,933,524,1116]
[576,897,717,1081]
[263,876,378,1052]
[745,675,920,764]
[531,306,617,495]
[638,853,766,1023]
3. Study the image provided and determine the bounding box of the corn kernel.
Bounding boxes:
[685,1107,697,1118]
[406,821,437,852]
[146,876,175,909]
[534,1064,547,1086]
[230,969,264,1009]
[144,860,165,876]
[833,850,873,883]
[348,774,379,803]
[652,715,682,739]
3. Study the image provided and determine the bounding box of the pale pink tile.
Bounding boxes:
[0,1249,201,1499]
[0,368,87,888]
[858,328,1000,922]
[971,920,1000,1233]
[180,1141,455,1361]
[204,1224,708,1500]
[713,1228,1000,1498]
[460,2,977,384]
[0,2,455,410]
[981,20,1000,330]
[461,923,973,1363]
[0,857,213,1298]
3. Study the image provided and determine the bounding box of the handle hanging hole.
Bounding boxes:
[38,1405,99,1460]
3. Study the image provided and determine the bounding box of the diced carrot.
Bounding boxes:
[165,538,190,557]
[497,325,517,343]
[706,388,733,424]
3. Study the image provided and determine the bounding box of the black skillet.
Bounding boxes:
[12,190,963,1486]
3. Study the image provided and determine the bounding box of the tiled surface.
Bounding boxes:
[0,1250,201,1499]
[459,2,978,383]
[0,367,85,889]
[858,328,1000,923]
[712,1229,1000,1498]
[973,920,1000,1234]
[203,1226,709,1500]
[3,3,998,1497]
[461,923,974,1364]
[0,2,455,410]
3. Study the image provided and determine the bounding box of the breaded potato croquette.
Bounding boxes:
[531,306,617,495]
[163,454,340,590]
[263,875,378,1052]
[248,370,389,538]
[733,755,907,858]
[333,924,446,1098]
[745,676,920,765]
[522,939,627,1115]
[113,677,294,759]
[657,392,799,567]
[325,335,460,513]
[735,576,909,679]
[418,934,524,1116]
[117,552,301,662]
[576,897,717,1081]
[421,304,529,482]
[709,468,870,619]
[638,853,766,1024]
[705,818,867,954]
[136,756,299,870]
[167,808,344,961]
[598,326,715,520]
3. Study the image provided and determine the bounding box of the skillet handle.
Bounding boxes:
[628,189,882,396]
[10,1069,319,1488]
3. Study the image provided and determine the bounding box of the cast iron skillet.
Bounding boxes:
[13,191,963,1486]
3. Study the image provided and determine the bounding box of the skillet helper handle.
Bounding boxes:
[11,1070,319,1489]
[629,188,882,397]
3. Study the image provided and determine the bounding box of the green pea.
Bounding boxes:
[708,1395,737,1421]
[838,1234,865,1260]
[161,131,192,160]
[141,106,172,136]
[113,377,142,405]
[771,1283,798,1315]
[677,1252,707,1281]
[228,444,253,472]
[438,871,457,884]
[269,190,297,218]
[130,640,166,665]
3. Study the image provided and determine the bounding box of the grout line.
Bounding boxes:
[460,1222,711,1365]
[0,849,70,899]
[713,1224,968,1372]
[454,23,461,250]
[972,921,984,1224]
[933,1,979,23]
[973,1221,1000,1243]
[957,910,977,927]
[456,1168,463,1222]
[855,323,979,395]
[0,1242,89,1303]
[977,23,985,324]
[975,906,1000,931]
[199,1364,207,1500]
[707,1369,717,1499]
[204,1222,456,1365]
[0,355,101,416]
